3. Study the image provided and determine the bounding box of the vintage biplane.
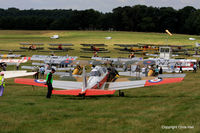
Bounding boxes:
[48,44,74,51]
[114,43,194,56]
[15,66,184,97]
[114,44,159,52]
[80,44,109,53]
[19,43,44,50]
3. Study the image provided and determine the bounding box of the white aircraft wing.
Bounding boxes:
[108,77,184,90]
[15,78,83,90]
[119,72,145,77]
[3,71,36,79]
[108,80,146,90]
[21,66,35,70]
[53,80,82,90]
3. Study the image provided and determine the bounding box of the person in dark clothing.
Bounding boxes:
[34,66,39,79]
[16,63,20,70]
[159,66,163,74]
[193,63,197,73]
[179,65,183,73]
[107,64,119,82]
[198,61,200,69]
[45,68,55,98]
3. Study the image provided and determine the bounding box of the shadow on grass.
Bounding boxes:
[18,94,195,101]
[52,94,117,100]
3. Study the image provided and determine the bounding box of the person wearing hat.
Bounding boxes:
[45,68,55,98]
[0,72,5,96]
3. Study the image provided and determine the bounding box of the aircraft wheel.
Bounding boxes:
[119,91,125,97]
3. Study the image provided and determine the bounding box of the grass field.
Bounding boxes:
[0,30,200,133]
[0,30,199,58]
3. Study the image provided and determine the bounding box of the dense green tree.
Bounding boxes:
[0,6,200,34]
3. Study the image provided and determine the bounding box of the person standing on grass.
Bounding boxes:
[179,65,183,73]
[45,68,55,98]
[34,66,40,79]
[0,72,5,96]
[159,66,163,74]
[39,66,45,79]
[198,60,200,69]
[155,66,159,76]
[16,63,20,70]
[193,63,197,73]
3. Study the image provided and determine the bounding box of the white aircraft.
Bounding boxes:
[15,66,184,97]
[92,56,196,72]
[50,35,59,39]
[31,55,77,65]
[105,37,112,40]
[0,54,22,58]
[0,57,30,64]
[189,38,196,41]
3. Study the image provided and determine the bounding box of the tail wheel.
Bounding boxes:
[119,90,125,97]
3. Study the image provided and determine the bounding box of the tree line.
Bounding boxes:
[0,5,200,35]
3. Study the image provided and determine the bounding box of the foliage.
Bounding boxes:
[0,6,200,34]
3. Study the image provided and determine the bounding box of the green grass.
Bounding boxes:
[0,30,199,58]
[0,30,200,133]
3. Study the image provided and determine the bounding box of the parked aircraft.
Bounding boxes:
[31,55,77,65]
[48,44,74,51]
[92,56,196,72]
[19,43,44,50]
[0,57,31,64]
[114,44,193,54]
[15,66,184,97]
[80,44,109,53]
[0,54,23,58]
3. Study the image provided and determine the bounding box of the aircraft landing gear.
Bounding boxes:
[118,90,124,97]
[78,93,86,99]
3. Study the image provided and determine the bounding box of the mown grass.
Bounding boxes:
[0,30,200,133]
[0,30,199,58]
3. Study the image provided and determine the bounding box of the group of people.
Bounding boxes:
[147,65,163,77]
[34,66,45,79]
[146,62,199,75]
[107,64,119,82]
